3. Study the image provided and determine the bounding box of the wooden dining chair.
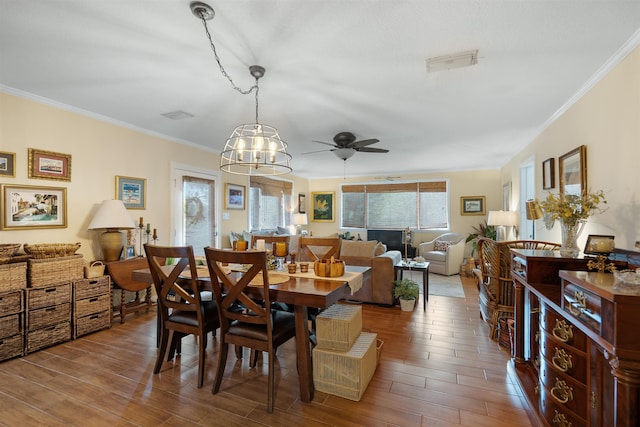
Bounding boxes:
[144,244,219,389]
[250,234,290,249]
[298,236,341,262]
[204,247,296,413]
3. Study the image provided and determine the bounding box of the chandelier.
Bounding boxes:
[191,2,292,176]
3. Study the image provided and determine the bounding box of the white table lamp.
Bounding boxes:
[487,210,519,241]
[88,200,135,261]
[292,213,308,234]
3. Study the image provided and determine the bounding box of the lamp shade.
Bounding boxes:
[525,200,544,220]
[292,213,308,225]
[88,200,135,230]
[487,210,519,226]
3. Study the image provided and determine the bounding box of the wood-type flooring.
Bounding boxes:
[0,275,532,426]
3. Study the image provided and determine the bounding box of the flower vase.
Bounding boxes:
[560,220,586,258]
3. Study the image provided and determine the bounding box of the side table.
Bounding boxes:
[105,257,154,323]
[394,261,430,310]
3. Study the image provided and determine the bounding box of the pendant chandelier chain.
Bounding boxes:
[196,12,261,123]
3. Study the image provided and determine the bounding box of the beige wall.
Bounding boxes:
[501,45,640,250]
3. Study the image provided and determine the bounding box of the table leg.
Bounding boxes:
[294,305,313,402]
[423,267,429,310]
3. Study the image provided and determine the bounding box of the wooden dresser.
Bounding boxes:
[510,249,640,426]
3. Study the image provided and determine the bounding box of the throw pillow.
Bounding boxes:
[433,240,452,252]
[374,241,386,256]
[276,226,290,235]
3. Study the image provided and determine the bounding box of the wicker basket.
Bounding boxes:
[0,334,24,362]
[26,322,71,354]
[0,313,23,339]
[0,290,24,315]
[27,283,72,310]
[316,304,362,351]
[84,261,105,279]
[0,262,27,292]
[0,243,21,258]
[74,276,110,300]
[74,311,111,338]
[28,255,83,287]
[28,303,71,331]
[24,242,81,259]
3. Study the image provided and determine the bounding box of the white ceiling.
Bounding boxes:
[1,1,639,179]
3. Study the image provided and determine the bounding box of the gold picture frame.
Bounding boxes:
[559,145,586,196]
[1,184,67,230]
[28,148,72,181]
[460,196,486,216]
[311,191,335,222]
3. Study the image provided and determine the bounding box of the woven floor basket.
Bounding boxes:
[28,255,83,287]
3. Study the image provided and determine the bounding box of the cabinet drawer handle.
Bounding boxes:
[552,319,573,343]
[551,378,573,404]
[552,410,572,427]
[567,290,587,316]
[552,347,573,372]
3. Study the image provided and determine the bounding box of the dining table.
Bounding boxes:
[131,264,369,402]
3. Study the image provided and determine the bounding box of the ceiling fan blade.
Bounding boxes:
[312,140,337,147]
[355,147,389,153]
[301,148,334,155]
[349,138,379,148]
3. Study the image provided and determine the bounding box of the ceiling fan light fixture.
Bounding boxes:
[333,147,356,161]
[426,49,478,73]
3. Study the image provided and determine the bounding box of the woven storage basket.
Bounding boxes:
[0,313,23,339]
[313,331,377,402]
[0,334,24,361]
[23,242,81,259]
[28,303,71,331]
[27,283,71,310]
[316,304,362,351]
[0,243,21,258]
[0,290,24,315]
[84,261,105,279]
[0,262,27,292]
[26,322,71,354]
[75,311,111,338]
[74,294,110,318]
[28,255,83,287]
[74,276,110,300]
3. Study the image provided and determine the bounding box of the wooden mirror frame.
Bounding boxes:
[559,145,586,196]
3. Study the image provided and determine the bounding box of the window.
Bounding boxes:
[248,176,293,231]
[341,181,448,230]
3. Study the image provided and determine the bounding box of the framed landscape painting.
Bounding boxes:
[460,196,486,216]
[0,151,16,177]
[28,148,71,181]
[225,183,245,210]
[1,184,67,230]
[116,175,146,209]
[311,191,334,222]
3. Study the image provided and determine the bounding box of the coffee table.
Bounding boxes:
[394,261,430,310]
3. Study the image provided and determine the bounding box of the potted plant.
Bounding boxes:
[393,278,419,311]
[466,221,497,258]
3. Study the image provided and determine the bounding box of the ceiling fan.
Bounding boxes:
[305,131,389,160]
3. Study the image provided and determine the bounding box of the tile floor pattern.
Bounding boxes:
[0,275,532,426]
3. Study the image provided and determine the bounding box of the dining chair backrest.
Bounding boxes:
[298,237,341,262]
[204,248,272,333]
[250,234,290,250]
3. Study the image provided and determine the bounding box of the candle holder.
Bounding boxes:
[138,223,145,256]
[272,242,289,270]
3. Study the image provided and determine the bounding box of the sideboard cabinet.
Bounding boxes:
[510,249,640,426]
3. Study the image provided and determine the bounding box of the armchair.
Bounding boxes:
[418,233,465,276]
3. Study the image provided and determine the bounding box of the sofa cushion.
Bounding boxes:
[434,240,452,251]
[423,250,446,262]
[230,230,251,245]
[374,242,386,256]
[340,239,377,258]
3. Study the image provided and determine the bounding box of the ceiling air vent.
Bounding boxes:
[426,49,478,73]
[161,110,194,120]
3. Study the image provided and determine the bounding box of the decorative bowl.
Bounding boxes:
[313,259,345,277]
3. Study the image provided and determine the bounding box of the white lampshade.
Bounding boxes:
[292,213,308,225]
[88,200,135,230]
[88,200,135,262]
[487,210,519,227]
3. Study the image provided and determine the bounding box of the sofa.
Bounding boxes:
[418,232,465,276]
[338,239,402,306]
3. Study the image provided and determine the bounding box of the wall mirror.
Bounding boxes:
[559,145,586,196]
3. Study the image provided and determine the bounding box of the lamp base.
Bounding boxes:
[99,229,125,262]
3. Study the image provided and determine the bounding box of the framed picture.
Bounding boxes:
[584,234,615,255]
[0,151,16,177]
[28,148,72,181]
[542,157,555,190]
[460,196,486,216]
[311,191,335,222]
[502,182,511,211]
[559,145,586,196]
[1,184,67,230]
[124,245,136,259]
[116,176,146,209]
[298,193,306,214]
[225,183,245,210]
